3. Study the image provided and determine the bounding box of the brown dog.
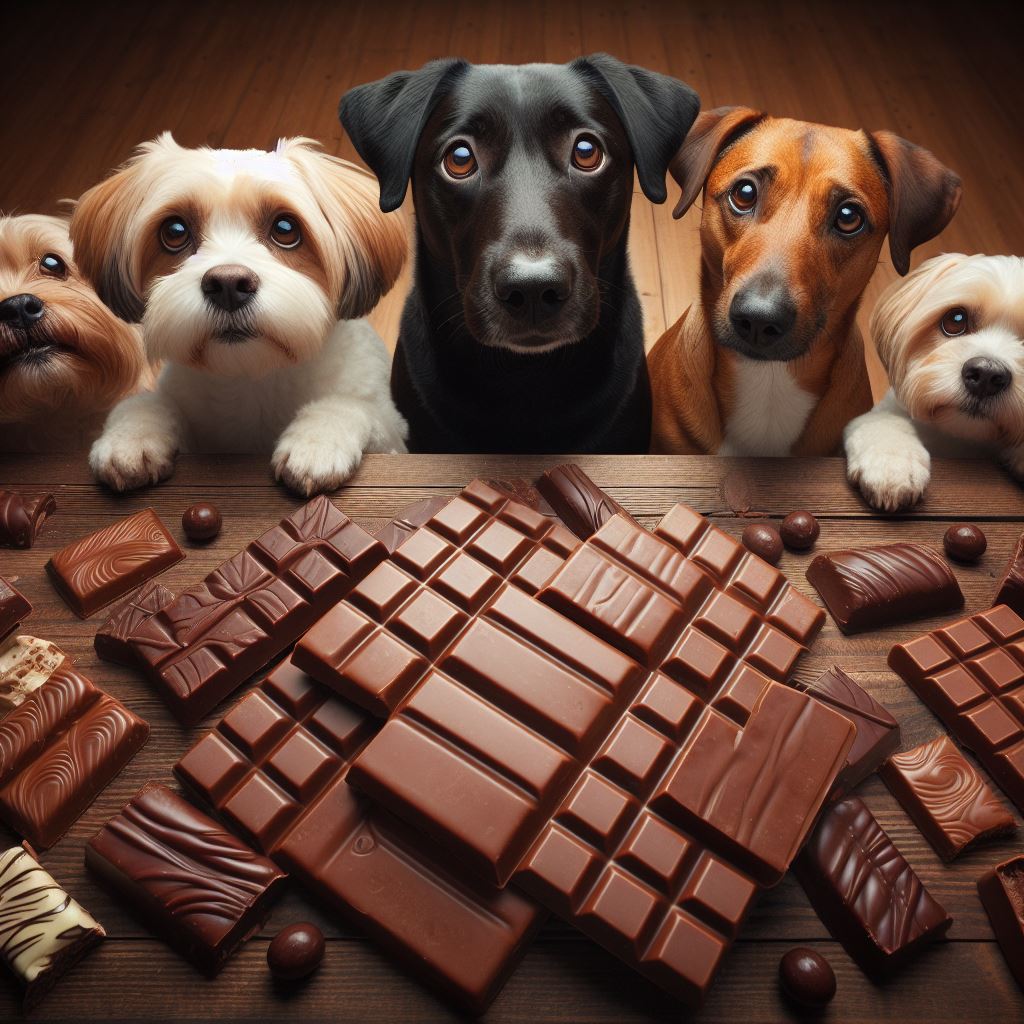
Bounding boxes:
[648,108,962,455]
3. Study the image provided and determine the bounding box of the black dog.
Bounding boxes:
[340,55,699,453]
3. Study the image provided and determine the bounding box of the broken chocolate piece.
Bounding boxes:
[995,532,1024,616]
[0,490,56,548]
[978,855,1024,992]
[94,581,175,667]
[0,635,68,714]
[536,463,631,539]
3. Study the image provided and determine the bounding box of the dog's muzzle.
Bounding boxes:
[726,280,801,361]
[491,254,573,330]
[201,265,260,314]
[0,293,46,331]
[961,356,1012,401]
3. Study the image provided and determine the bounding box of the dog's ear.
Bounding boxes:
[571,54,700,204]
[867,131,962,276]
[339,59,469,213]
[669,106,765,219]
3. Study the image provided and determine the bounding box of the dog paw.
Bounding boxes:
[847,446,931,512]
[89,433,177,492]
[272,431,363,497]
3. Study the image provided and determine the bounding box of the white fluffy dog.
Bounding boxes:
[845,253,1024,510]
[71,134,408,495]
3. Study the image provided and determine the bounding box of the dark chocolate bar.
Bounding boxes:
[47,508,183,618]
[0,635,68,714]
[888,604,1024,813]
[126,496,386,725]
[977,855,1024,992]
[94,581,175,666]
[0,666,149,848]
[995,533,1024,617]
[0,576,31,641]
[794,796,952,975]
[0,490,56,548]
[880,736,1015,861]
[86,783,285,975]
[0,844,105,1010]
[537,463,631,539]
[806,542,963,634]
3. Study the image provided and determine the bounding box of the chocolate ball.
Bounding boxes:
[181,502,222,542]
[741,523,783,565]
[943,523,987,563]
[779,947,836,1008]
[267,922,324,981]
[780,511,820,551]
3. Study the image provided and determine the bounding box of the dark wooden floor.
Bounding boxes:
[1,0,1022,396]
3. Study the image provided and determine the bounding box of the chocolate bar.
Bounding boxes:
[880,736,1015,861]
[47,508,183,618]
[794,796,952,975]
[977,855,1024,992]
[888,604,1024,813]
[176,658,542,1011]
[995,533,1024,616]
[94,581,175,666]
[537,462,631,539]
[0,489,56,548]
[86,783,285,976]
[0,844,105,1010]
[373,495,453,554]
[0,635,67,714]
[126,496,386,725]
[0,576,31,641]
[791,666,900,791]
[806,542,963,634]
[0,666,149,848]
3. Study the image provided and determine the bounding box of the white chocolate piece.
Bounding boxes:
[0,635,67,713]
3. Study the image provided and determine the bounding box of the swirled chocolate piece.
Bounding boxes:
[536,463,631,539]
[995,532,1024,617]
[47,508,183,618]
[0,635,68,715]
[978,855,1024,993]
[0,844,105,1010]
[0,490,56,548]
[0,576,31,642]
[880,736,1015,861]
[94,581,175,667]
[806,542,963,634]
[86,783,286,976]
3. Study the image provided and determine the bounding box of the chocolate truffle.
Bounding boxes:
[779,946,836,1007]
[181,502,222,542]
[741,523,783,565]
[780,511,820,551]
[943,523,986,563]
[267,922,325,981]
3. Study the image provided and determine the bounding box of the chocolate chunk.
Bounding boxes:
[182,502,222,542]
[807,542,963,634]
[0,490,56,548]
[943,523,986,563]
[0,576,31,642]
[889,605,1024,813]
[94,581,175,667]
[0,666,149,848]
[795,796,952,976]
[374,495,453,554]
[86,783,286,976]
[0,635,68,715]
[778,947,835,1007]
[47,508,183,618]
[536,463,631,539]
[994,532,1024,616]
[791,666,900,791]
[977,856,1024,992]
[780,511,819,551]
[0,844,105,1010]
[267,923,325,981]
[880,736,1015,861]
[741,523,783,565]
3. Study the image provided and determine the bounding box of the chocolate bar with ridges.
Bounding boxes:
[94,581,175,666]
[0,490,56,549]
[536,464,631,539]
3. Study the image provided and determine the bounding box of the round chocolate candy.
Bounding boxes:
[267,922,324,981]
[741,523,783,565]
[780,510,820,551]
[778,946,836,1008]
[943,523,987,563]
[181,502,222,542]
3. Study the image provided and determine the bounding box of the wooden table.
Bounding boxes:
[1,453,1022,1023]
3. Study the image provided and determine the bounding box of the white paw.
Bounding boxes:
[847,446,931,512]
[89,431,177,492]
[272,429,363,497]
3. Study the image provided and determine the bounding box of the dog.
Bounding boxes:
[0,214,142,451]
[70,134,408,495]
[648,108,962,456]
[845,253,1024,510]
[339,53,700,453]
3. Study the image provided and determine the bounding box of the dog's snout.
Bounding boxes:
[201,265,260,313]
[0,293,45,330]
[728,285,797,349]
[962,355,1012,399]
[493,256,573,326]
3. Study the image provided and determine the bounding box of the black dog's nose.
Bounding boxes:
[201,265,260,312]
[0,293,45,329]
[493,258,572,325]
[729,285,797,348]
[962,356,1012,398]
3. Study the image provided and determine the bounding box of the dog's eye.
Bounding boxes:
[941,307,969,337]
[835,202,866,235]
[728,179,758,214]
[159,217,192,253]
[442,143,477,180]
[39,253,67,278]
[572,136,603,172]
[270,215,301,249]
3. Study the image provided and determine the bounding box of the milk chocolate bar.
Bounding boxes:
[995,533,1024,616]
[126,496,386,725]
[0,635,68,714]
[86,783,285,976]
[537,462,631,539]
[373,495,453,554]
[795,796,952,975]
[888,604,1024,812]
[0,666,149,848]
[0,576,31,641]
[978,855,1024,992]
[94,581,175,666]
[0,844,105,1010]
[47,508,183,618]
[0,489,56,548]
[806,543,963,634]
